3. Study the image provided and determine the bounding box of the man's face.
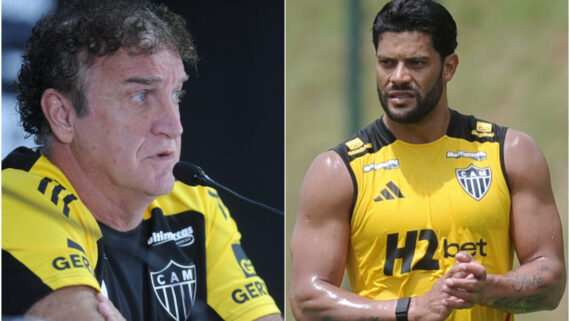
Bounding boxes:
[71,48,187,199]
[375,31,445,123]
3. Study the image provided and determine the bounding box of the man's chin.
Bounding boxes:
[384,104,420,122]
[145,175,176,197]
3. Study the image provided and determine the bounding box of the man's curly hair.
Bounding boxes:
[17,0,197,146]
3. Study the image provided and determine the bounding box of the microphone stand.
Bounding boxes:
[174,162,284,219]
[202,178,284,218]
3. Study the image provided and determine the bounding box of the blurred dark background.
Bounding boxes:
[2,0,284,314]
[165,1,285,313]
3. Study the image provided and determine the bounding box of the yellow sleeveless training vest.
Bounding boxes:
[333,109,513,321]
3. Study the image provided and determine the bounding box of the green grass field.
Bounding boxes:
[286,0,568,320]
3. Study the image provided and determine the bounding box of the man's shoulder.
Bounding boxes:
[448,109,509,143]
[3,147,80,210]
[331,117,394,162]
[2,146,41,172]
[3,147,62,206]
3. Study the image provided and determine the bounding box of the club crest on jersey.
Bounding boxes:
[150,260,197,321]
[456,165,492,200]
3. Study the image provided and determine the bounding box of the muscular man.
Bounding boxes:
[2,1,281,320]
[289,1,565,320]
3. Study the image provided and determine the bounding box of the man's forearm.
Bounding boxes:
[26,286,108,321]
[481,258,565,313]
[290,278,399,321]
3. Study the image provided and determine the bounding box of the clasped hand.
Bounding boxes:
[410,251,487,321]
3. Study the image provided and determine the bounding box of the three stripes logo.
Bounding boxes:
[374,181,404,202]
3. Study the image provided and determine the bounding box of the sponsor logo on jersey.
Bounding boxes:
[476,121,492,132]
[150,260,197,321]
[384,229,488,276]
[345,137,373,156]
[456,165,492,200]
[374,181,404,202]
[345,137,365,150]
[446,150,487,161]
[471,121,495,138]
[231,280,271,304]
[232,244,257,278]
[51,239,93,273]
[363,159,400,172]
[147,226,194,247]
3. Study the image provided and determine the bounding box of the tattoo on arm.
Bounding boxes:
[491,265,550,313]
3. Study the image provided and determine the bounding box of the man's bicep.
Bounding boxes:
[291,151,354,286]
[505,129,564,264]
[25,285,106,321]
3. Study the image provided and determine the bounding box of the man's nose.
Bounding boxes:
[390,62,412,85]
[152,100,183,138]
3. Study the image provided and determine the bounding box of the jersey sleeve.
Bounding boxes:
[2,169,102,315]
[201,187,281,320]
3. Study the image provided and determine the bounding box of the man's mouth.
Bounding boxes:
[388,90,415,105]
[154,151,174,160]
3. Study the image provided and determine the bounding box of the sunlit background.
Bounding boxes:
[286,1,568,320]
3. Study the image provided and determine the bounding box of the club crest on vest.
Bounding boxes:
[456,165,492,200]
[150,260,197,321]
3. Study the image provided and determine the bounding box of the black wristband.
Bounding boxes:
[395,297,411,321]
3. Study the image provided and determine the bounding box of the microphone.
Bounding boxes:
[173,161,284,218]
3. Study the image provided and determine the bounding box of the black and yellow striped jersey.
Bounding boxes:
[333,109,513,321]
[2,147,280,321]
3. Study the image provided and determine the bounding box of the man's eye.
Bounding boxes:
[379,59,395,68]
[409,60,426,67]
[133,92,146,103]
[173,90,186,102]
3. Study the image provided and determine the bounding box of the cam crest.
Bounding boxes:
[150,260,197,321]
[456,165,492,200]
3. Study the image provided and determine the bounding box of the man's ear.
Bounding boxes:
[41,89,75,144]
[443,53,459,82]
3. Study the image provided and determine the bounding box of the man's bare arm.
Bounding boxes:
[290,151,391,321]
[26,286,108,321]
[25,285,126,321]
[446,129,566,312]
[486,129,565,311]
[289,151,463,321]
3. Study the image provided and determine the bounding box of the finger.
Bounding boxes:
[448,261,486,280]
[463,263,486,280]
[98,299,116,321]
[445,277,484,292]
[447,269,467,279]
[97,293,122,321]
[443,296,474,309]
[442,282,483,306]
[443,287,479,304]
[454,251,473,263]
[441,295,471,307]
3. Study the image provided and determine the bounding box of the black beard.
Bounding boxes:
[378,70,443,124]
